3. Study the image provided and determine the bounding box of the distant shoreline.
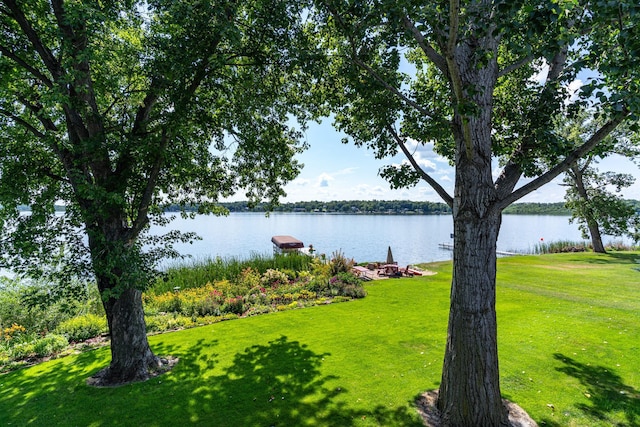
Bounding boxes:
[20,199,640,217]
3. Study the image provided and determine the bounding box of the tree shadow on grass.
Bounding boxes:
[153,335,424,426]
[0,335,423,426]
[581,252,640,265]
[541,353,640,427]
[0,347,112,426]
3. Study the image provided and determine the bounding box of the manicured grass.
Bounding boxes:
[1,253,639,426]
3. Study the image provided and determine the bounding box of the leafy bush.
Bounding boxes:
[144,283,225,317]
[139,251,366,333]
[0,277,104,348]
[244,305,275,317]
[56,314,107,342]
[221,296,245,315]
[236,267,261,292]
[145,314,198,332]
[9,342,35,360]
[0,331,67,361]
[32,334,68,357]
[145,313,238,333]
[261,269,289,288]
[327,272,367,298]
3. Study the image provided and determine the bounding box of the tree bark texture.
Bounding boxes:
[95,286,160,385]
[437,210,508,426]
[436,34,509,425]
[88,224,160,386]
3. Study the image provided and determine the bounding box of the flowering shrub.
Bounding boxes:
[328,272,367,298]
[56,314,107,342]
[1,323,26,341]
[222,296,245,315]
[261,269,289,288]
[0,255,368,369]
[142,263,365,325]
[138,261,367,334]
[237,268,261,291]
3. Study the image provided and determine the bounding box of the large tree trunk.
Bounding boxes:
[436,38,509,422]
[87,223,161,386]
[92,285,161,385]
[437,209,509,426]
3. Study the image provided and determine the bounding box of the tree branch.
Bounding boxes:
[498,54,536,78]
[0,44,53,87]
[17,95,60,132]
[36,166,70,184]
[351,56,434,118]
[495,42,572,198]
[400,15,447,73]
[497,111,629,209]
[388,125,454,207]
[129,130,168,238]
[0,108,46,138]
[3,0,62,79]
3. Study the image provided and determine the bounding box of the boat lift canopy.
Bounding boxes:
[271,235,304,253]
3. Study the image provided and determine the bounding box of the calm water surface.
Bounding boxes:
[153,213,611,266]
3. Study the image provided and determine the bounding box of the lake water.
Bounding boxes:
[152,213,625,267]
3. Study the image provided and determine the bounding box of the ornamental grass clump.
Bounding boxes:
[328,250,355,276]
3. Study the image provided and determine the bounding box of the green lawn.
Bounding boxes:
[1,252,639,426]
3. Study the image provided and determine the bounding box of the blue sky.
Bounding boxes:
[275,119,640,204]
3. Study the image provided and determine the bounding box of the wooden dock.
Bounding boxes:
[438,243,520,256]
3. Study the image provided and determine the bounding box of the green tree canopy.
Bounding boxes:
[0,0,314,385]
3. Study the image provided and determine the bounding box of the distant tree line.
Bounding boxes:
[213,200,639,215]
[219,200,451,214]
[502,203,571,215]
[25,200,639,216]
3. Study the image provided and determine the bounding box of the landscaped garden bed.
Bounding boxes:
[0,251,365,371]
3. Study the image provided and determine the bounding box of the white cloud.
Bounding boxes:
[417,158,436,172]
[371,186,385,194]
[314,168,357,189]
[404,138,449,162]
[317,173,334,188]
